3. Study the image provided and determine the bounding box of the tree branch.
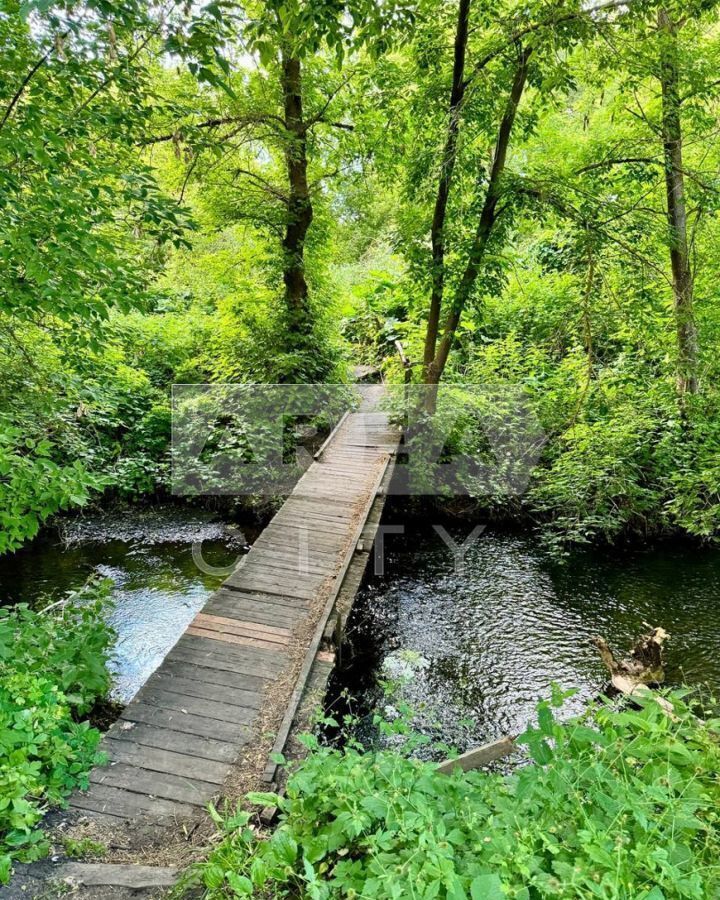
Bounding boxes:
[234,168,289,204]
[142,114,284,145]
[0,39,62,134]
[464,0,635,88]
[575,156,658,173]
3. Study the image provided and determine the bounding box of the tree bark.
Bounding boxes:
[424,47,531,406]
[423,0,472,380]
[280,51,313,333]
[658,9,698,398]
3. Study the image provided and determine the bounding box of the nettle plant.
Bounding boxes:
[184,687,720,899]
[0,580,115,880]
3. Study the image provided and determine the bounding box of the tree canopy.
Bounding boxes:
[2,0,720,549]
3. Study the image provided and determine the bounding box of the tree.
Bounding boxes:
[539,0,720,403]
[388,0,642,405]
[148,0,412,379]
[657,6,698,397]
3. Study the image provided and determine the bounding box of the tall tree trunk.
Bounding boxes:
[658,9,698,398]
[281,51,313,333]
[423,0,472,380]
[425,47,531,407]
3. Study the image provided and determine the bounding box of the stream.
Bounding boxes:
[330,515,720,755]
[2,506,720,748]
[0,507,256,703]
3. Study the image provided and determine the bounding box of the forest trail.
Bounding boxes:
[66,385,398,829]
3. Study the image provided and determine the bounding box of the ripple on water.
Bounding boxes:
[343,529,720,753]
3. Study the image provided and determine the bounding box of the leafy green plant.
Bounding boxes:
[0,420,104,554]
[61,837,106,859]
[0,581,116,715]
[0,581,115,879]
[183,689,720,899]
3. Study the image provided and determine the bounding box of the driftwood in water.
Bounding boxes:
[439,628,674,777]
[437,736,515,775]
[593,627,675,715]
[593,627,668,686]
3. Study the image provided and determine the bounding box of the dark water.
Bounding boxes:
[0,508,255,703]
[335,521,720,753]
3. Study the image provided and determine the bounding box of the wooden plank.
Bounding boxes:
[235,569,328,594]
[254,526,346,549]
[71,783,198,821]
[241,551,338,577]
[228,560,328,585]
[436,737,515,774]
[186,624,287,652]
[203,594,303,628]
[103,739,229,784]
[269,512,351,534]
[245,540,341,561]
[156,659,263,695]
[211,586,310,613]
[120,701,251,744]
[134,686,259,725]
[107,720,239,763]
[90,763,217,807]
[280,499,357,517]
[175,633,289,673]
[169,638,285,679]
[248,542,340,562]
[194,612,291,641]
[188,619,290,649]
[298,470,373,487]
[52,863,178,890]
[290,493,365,507]
[224,576,320,602]
[237,561,329,588]
[149,671,262,710]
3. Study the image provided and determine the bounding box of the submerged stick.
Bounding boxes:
[437,735,515,775]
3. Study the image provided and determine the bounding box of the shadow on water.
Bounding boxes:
[0,506,259,704]
[328,505,720,755]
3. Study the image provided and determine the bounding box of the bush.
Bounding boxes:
[0,582,115,879]
[184,689,720,899]
[0,419,103,554]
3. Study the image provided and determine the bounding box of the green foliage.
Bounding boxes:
[61,836,106,859]
[0,581,115,878]
[0,582,116,714]
[0,419,103,553]
[0,1,191,336]
[184,691,720,899]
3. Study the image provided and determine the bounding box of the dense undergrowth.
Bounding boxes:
[0,581,115,881]
[182,689,720,899]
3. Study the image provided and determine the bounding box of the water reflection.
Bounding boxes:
[0,508,252,703]
[340,524,720,752]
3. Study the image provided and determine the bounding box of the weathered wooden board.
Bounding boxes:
[108,720,239,763]
[51,863,179,890]
[68,395,397,827]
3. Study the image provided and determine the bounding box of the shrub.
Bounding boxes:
[0,582,115,879]
[184,689,720,899]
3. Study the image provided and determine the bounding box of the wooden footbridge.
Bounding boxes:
[68,387,398,826]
